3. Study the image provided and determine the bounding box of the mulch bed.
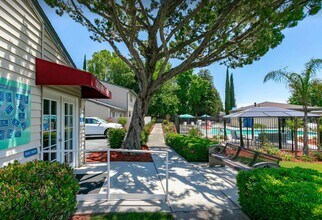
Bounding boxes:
[86,145,153,162]
[71,214,90,220]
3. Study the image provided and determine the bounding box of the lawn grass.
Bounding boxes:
[280,161,322,172]
[91,212,173,220]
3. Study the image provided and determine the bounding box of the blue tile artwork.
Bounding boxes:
[0,77,31,149]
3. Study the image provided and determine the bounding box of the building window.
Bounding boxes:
[129,111,131,117]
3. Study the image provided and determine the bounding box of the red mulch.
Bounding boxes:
[86,145,153,162]
[70,214,90,220]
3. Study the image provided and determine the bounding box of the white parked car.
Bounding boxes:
[85,117,123,137]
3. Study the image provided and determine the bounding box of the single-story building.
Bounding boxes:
[0,0,111,167]
[227,101,322,127]
[231,101,322,114]
[85,82,137,127]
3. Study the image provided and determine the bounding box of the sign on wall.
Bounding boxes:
[0,77,31,150]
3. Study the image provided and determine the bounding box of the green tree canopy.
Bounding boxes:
[148,78,179,118]
[197,69,223,116]
[87,50,138,92]
[45,0,322,149]
[176,69,223,116]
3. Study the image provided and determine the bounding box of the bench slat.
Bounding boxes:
[209,143,281,170]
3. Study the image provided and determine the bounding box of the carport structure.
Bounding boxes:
[223,107,321,150]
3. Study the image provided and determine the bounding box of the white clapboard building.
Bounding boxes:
[0,0,111,167]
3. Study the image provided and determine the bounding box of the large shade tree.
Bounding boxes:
[45,0,321,149]
[264,59,322,155]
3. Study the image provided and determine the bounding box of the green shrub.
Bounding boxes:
[108,128,126,148]
[313,151,322,161]
[162,122,176,136]
[166,133,217,162]
[301,154,314,162]
[187,127,202,138]
[237,167,322,220]
[261,144,280,155]
[281,152,293,161]
[117,117,127,127]
[141,122,154,145]
[0,160,79,219]
[163,119,169,125]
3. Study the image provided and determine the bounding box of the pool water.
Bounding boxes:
[204,128,317,137]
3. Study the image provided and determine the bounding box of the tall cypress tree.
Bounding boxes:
[230,73,236,109]
[225,68,231,114]
[83,54,87,71]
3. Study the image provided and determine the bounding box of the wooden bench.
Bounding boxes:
[209,143,281,171]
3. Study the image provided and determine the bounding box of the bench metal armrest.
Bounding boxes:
[209,144,225,155]
[252,162,281,169]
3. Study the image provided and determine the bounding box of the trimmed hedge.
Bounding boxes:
[165,133,217,162]
[237,167,322,220]
[108,128,126,148]
[0,160,79,219]
[117,117,127,127]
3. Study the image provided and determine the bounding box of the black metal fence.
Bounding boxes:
[174,115,321,151]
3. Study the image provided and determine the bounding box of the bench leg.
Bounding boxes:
[209,156,225,167]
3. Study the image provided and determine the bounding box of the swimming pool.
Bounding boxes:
[203,127,317,137]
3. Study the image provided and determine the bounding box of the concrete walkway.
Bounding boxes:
[75,123,248,219]
[148,124,248,220]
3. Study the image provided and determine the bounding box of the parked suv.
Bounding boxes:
[85,117,123,138]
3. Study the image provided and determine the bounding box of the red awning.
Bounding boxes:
[35,58,112,99]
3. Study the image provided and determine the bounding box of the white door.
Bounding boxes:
[62,102,75,166]
[42,92,78,167]
[42,98,60,162]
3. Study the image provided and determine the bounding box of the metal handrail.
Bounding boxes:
[40,148,169,202]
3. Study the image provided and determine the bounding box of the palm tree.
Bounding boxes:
[264,58,322,155]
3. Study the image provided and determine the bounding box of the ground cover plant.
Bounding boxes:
[166,133,217,162]
[237,167,322,220]
[0,160,79,219]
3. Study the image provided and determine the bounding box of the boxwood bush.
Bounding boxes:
[0,160,79,219]
[237,167,322,220]
[117,117,127,127]
[165,133,217,162]
[108,128,126,148]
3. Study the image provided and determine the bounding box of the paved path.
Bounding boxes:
[75,123,248,219]
[148,124,248,220]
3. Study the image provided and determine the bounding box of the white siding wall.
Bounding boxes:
[102,83,128,110]
[85,100,111,120]
[127,91,136,117]
[0,0,81,166]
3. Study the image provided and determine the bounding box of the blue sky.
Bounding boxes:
[40,2,322,108]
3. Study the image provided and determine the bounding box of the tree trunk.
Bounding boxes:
[123,94,151,149]
[302,107,309,155]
